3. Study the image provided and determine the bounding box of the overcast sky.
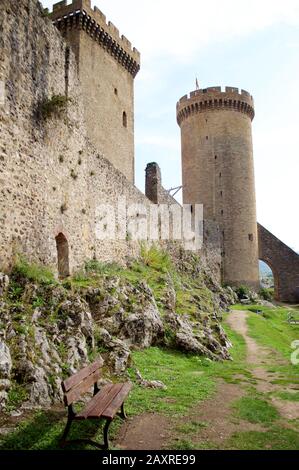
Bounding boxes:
[43,0,299,253]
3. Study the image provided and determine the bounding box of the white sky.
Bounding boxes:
[43,0,299,253]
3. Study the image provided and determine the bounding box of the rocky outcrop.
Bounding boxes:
[0,258,235,411]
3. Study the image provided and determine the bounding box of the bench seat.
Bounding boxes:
[76,383,132,420]
[60,358,132,450]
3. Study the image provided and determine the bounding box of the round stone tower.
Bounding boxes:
[176,86,259,290]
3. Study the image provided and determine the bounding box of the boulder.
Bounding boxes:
[121,302,164,348]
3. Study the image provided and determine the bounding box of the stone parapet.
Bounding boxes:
[49,0,140,78]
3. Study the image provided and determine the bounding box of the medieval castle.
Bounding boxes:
[0,0,298,302]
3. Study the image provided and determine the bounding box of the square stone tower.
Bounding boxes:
[49,0,140,182]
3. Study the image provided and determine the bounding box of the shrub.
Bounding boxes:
[259,288,274,301]
[236,285,250,300]
[6,384,29,412]
[41,94,70,119]
[140,244,172,272]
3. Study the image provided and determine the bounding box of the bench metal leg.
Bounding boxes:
[103,419,112,450]
[119,403,127,420]
[60,416,74,448]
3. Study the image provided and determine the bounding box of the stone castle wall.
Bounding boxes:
[177,87,259,290]
[0,0,149,274]
[0,0,222,281]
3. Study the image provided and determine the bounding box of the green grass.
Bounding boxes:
[0,409,122,450]
[127,347,216,417]
[272,391,299,402]
[246,306,299,361]
[232,395,279,425]
[6,384,29,413]
[175,421,207,435]
[228,426,299,450]
[0,347,217,450]
[12,257,55,285]
[171,439,197,450]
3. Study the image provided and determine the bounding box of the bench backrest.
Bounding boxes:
[62,358,104,406]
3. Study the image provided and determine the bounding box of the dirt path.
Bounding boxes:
[116,413,173,450]
[116,310,299,450]
[227,310,299,420]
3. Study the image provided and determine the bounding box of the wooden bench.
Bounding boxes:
[60,358,132,450]
[287,312,299,325]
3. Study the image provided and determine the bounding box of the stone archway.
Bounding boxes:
[258,223,299,303]
[55,233,70,279]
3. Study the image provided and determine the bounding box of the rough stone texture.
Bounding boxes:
[145,163,179,206]
[258,223,299,302]
[177,87,260,291]
[145,163,223,283]
[0,0,150,275]
[49,0,140,183]
[0,263,233,409]
[0,0,223,284]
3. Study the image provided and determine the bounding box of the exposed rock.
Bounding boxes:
[107,339,131,375]
[260,300,275,308]
[0,340,12,379]
[0,273,9,297]
[0,260,234,411]
[135,370,167,390]
[121,302,164,349]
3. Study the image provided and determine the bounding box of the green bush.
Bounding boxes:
[6,384,29,412]
[259,288,274,301]
[140,244,172,272]
[41,94,70,119]
[236,285,250,300]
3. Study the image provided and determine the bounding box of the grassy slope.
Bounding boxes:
[1,281,299,449]
[0,321,249,450]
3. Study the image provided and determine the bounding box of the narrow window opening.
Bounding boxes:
[114,88,118,95]
[248,234,254,242]
[123,111,127,128]
[206,136,209,140]
[215,155,217,160]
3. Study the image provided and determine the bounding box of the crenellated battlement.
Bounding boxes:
[176,86,254,125]
[49,0,140,77]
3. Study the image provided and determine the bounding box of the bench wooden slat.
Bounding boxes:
[77,383,123,420]
[74,384,115,420]
[64,369,102,406]
[62,358,103,393]
[102,383,132,420]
